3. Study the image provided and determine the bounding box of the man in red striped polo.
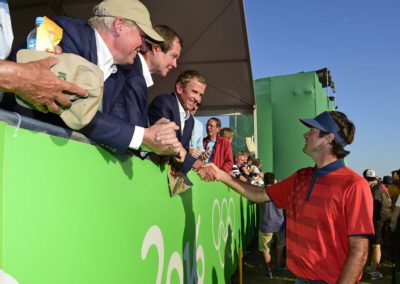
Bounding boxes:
[202,111,374,284]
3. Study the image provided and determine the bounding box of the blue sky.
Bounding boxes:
[239,0,400,177]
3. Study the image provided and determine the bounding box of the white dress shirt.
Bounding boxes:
[94,29,117,81]
[138,53,153,88]
[175,93,190,134]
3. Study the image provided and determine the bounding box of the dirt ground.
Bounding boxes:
[231,234,394,284]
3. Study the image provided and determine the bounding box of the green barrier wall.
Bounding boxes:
[0,122,256,284]
[255,71,335,180]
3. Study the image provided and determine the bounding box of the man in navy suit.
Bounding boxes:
[148,70,215,177]
[118,25,183,129]
[140,25,182,79]
[7,0,182,157]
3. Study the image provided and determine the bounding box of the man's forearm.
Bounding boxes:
[238,175,248,182]
[0,58,87,113]
[0,60,21,91]
[217,169,270,203]
[337,236,368,284]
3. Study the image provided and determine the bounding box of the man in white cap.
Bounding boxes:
[202,111,374,283]
[8,0,181,156]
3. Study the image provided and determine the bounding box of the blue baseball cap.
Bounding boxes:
[299,111,347,148]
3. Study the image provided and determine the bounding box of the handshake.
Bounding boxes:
[172,147,223,182]
[193,162,222,182]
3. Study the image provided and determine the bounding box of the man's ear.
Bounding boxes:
[326,133,335,144]
[113,17,124,36]
[151,44,161,54]
[176,82,183,94]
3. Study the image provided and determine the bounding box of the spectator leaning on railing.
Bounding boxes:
[148,70,216,180]
[6,0,183,157]
[120,24,183,129]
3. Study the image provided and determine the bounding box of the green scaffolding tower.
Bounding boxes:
[231,69,335,180]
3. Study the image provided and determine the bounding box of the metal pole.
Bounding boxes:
[253,105,258,158]
[239,247,243,284]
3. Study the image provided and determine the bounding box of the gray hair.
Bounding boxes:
[88,15,115,32]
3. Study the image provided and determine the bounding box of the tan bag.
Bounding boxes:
[16,49,104,130]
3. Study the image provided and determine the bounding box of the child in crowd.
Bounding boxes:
[220,127,234,143]
[247,157,264,187]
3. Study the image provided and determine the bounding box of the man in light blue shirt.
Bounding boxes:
[204,117,220,162]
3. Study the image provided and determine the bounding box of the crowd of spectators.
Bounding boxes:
[0,0,267,195]
[360,168,400,281]
[0,0,221,180]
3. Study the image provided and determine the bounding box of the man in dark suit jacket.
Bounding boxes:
[149,70,214,175]
[8,0,182,157]
[119,25,183,128]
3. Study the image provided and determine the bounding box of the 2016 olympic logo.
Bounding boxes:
[211,198,235,268]
[141,215,204,284]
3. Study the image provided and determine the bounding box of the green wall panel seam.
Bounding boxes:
[0,122,6,271]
